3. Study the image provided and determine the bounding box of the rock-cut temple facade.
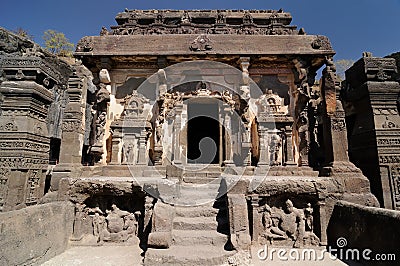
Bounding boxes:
[0,9,399,266]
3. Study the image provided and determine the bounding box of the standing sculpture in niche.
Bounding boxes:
[297,111,310,166]
[88,206,106,243]
[269,132,282,166]
[122,141,135,164]
[304,203,314,232]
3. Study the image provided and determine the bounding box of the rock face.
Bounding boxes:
[0,201,74,265]
[0,9,386,266]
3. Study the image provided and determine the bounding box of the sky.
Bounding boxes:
[1,0,400,61]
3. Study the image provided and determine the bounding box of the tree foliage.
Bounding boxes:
[335,59,355,80]
[43,29,74,57]
[12,27,34,41]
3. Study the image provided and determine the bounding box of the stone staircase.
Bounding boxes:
[144,197,235,265]
[182,164,222,184]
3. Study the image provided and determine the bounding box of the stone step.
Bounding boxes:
[174,205,219,217]
[182,176,219,184]
[173,216,218,230]
[182,172,222,178]
[172,230,228,246]
[144,245,236,266]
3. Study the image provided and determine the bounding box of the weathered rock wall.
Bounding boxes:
[0,201,74,266]
[328,200,400,265]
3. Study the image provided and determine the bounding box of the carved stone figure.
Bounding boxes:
[298,111,310,166]
[106,204,130,234]
[189,35,212,51]
[155,118,164,145]
[181,11,191,24]
[269,132,282,166]
[260,205,287,241]
[304,203,313,232]
[89,207,105,243]
[259,199,313,248]
[95,111,107,143]
[122,141,134,164]
[71,203,86,241]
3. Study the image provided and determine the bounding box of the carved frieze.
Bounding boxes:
[391,165,400,208]
[0,157,48,169]
[373,108,399,116]
[377,138,400,146]
[62,120,83,132]
[0,57,69,84]
[25,170,41,205]
[380,155,400,164]
[331,118,346,131]
[0,168,10,210]
[0,141,49,152]
[0,120,18,131]
[110,10,300,36]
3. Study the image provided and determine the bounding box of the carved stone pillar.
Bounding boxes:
[137,129,148,165]
[250,195,260,243]
[292,58,315,167]
[59,70,87,165]
[172,103,183,165]
[227,194,251,251]
[317,201,328,245]
[321,57,350,167]
[0,81,52,210]
[90,69,111,164]
[238,57,251,100]
[110,120,123,164]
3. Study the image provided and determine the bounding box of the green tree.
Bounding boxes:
[335,59,355,80]
[43,29,74,57]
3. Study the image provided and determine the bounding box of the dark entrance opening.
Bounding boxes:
[187,101,220,164]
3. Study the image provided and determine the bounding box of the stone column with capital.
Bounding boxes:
[321,57,350,167]
[238,57,251,100]
[223,107,234,166]
[172,103,183,165]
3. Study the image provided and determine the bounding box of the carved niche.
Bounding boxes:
[72,203,141,245]
[256,90,288,116]
[123,91,149,118]
[257,199,320,248]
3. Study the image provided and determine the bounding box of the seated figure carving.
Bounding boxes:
[259,199,319,248]
[76,203,140,245]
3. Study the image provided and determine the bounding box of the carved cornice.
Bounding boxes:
[0,56,71,85]
[109,9,300,36]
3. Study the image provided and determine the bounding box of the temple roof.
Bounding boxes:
[74,9,335,68]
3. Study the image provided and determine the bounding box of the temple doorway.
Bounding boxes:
[187,100,220,164]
